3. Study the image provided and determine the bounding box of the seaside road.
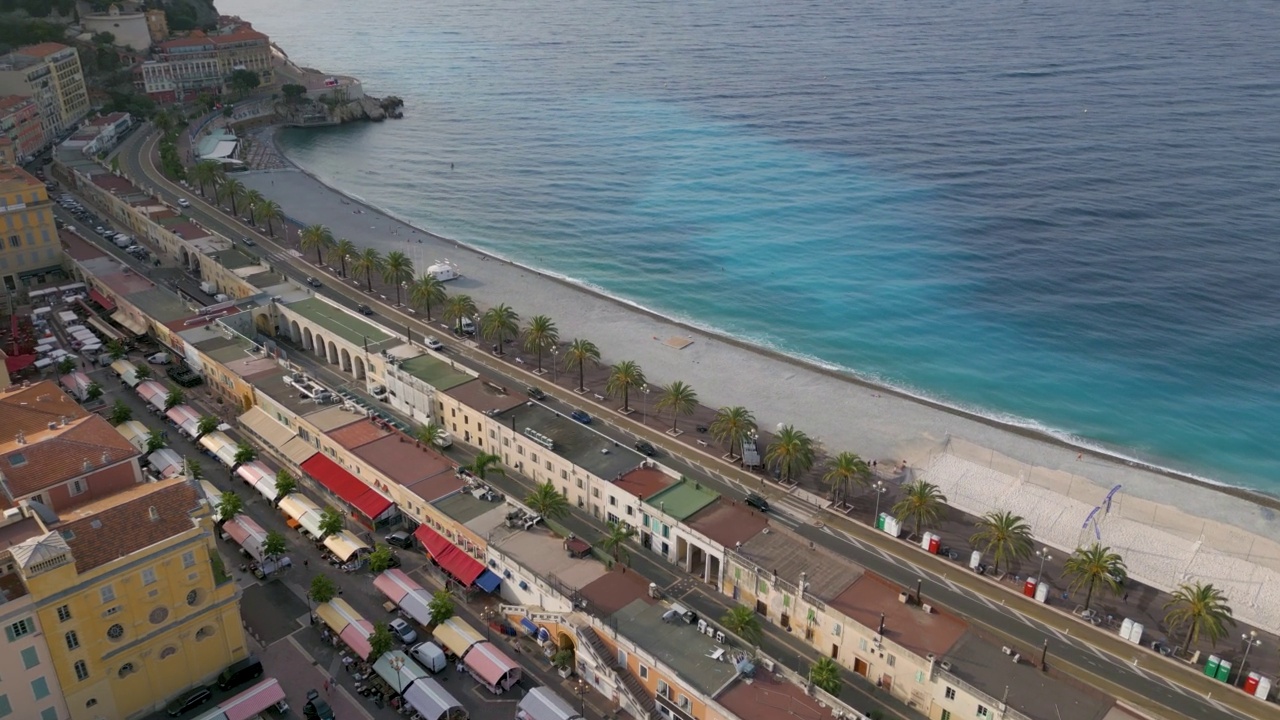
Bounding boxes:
[115,128,1259,720]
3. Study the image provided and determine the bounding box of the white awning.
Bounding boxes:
[404,678,464,720]
[238,406,297,449]
[323,530,369,562]
[202,139,239,160]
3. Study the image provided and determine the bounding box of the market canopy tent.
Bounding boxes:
[236,461,278,502]
[403,678,466,720]
[224,515,269,561]
[136,380,168,410]
[517,686,583,720]
[374,569,434,626]
[301,453,394,520]
[111,359,140,387]
[192,677,286,720]
[462,641,522,692]
[148,448,184,477]
[431,618,484,659]
[115,420,150,452]
[373,650,429,693]
[199,431,238,467]
[166,404,201,437]
[323,530,370,562]
[414,524,502,592]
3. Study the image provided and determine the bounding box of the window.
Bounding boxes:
[70,479,85,496]
[576,477,584,489]
[656,680,670,699]
[545,460,552,471]
[945,686,956,700]
[832,622,842,636]
[626,505,634,516]
[886,653,895,667]
[31,676,49,700]
[21,646,39,669]
[608,496,617,506]
[8,235,18,248]
[182,551,196,568]
[915,670,925,683]
[73,660,89,681]
[65,631,79,650]
[941,712,951,720]
[117,663,135,678]
[561,470,568,480]
[977,705,989,718]
[591,488,600,498]
[106,623,124,641]
[40,707,58,720]
[639,664,649,679]
[0,695,10,716]
[99,585,115,604]
[56,604,71,622]
[858,637,868,652]
[5,618,33,641]
[141,568,157,585]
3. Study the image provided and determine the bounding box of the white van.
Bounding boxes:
[409,641,447,673]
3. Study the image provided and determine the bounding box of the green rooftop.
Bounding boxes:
[287,297,391,346]
[399,355,471,391]
[643,478,719,520]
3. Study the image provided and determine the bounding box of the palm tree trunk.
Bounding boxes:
[267,219,274,237]
[1084,581,1095,611]
[578,362,584,391]
[425,299,433,321]
[316,247,323,265]
[366,273,372,292]
[339,258,346,277]
[535,348,542,372]
[231,197,238,215]
[395,285,401,305]
[623,386,629,411]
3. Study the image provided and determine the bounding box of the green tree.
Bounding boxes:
[318,507,344,539]
[521,314,559,373]
[525,481,570,522]
[144,429,166,455]
[91,31,116,45]
[195,414,219,440]
[105,339,127,360]
[1062,543,1127,611]
[563,338,600,392]
[190,159,223,198]
[969,510,1034,575]
[428,589,455,627]
[242,189,264,220]
[85,382,103,402]
[332,238,357,278]
[721,605,762,644]
[217,177,245,215]
[467,452,503,481]
[262,531,287,563]
[709,406,756,460]
[255,199,283,237]
[133,364,151,381]
[216,491,243,524]
[184,458,203,481]
[381,250,414,305]
[408,274,446,320]
[228,68,261,97]
[56,356,76,376]
[273,468,297,505]
[107,399,132,425]
[765,425,815,485]
[892,480,947,539]
[299,224,334,266]
[163,388,184,410]
[600,521,633,564]
[443,294,478,336]
[309,574,337,604]
[368,544,395,573]
[1164,581,1235,655]
[809,657,842,696]
[605,360,645,412]
[824,452,870,508]
[352,247,382,292]
[415,421,445,448]
[656,381,698,433]
[480,303,520,354]
[231,442,257,470]
[281,83,307,104]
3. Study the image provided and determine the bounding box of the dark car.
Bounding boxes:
[166,686,212,717]
[216,656,264,690]
[241,236,256,247]
[744,493,770,512]
[304,689,336,720]
[526,386,547,401]
[357,303,374,315]
[635,441,656,457]
[386,530,413,549]
[570,409,591,424]
[306,276,323,287]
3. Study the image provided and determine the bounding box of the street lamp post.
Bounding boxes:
[1238,631,1260,686]
[551,348,560,383]
[871,481,887,525]
[575,679,587,717]
[1036,548,1052,583]
[641,384,650,426]
[389,653,405,702]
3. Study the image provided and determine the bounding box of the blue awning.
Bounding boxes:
[474,569,502,593]
[519,617,538,636]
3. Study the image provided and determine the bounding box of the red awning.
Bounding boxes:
[300,454,393,519]
[4,354,37,372]
[88,289,116,311]
[414,525,484,585]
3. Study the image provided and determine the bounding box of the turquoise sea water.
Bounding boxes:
[218,0,1280,492]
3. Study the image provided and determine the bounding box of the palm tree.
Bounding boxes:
[408,274,446,320]
[332,238,356,277]
[969,510,1033,575]
[467,452,503,480]
[1062,543,1126,611]
[764,425,814,485]
[1164,581,1235,655]
[522,315,559,372]
[164,388,184,410]
[152,108,173,134]
[217,177,245,215]
[184,458,203,481]
[143,429,166,456]
[368,544,396,573]
[655,380,698,433]
[133,364,151,381]
[369,622,394,661]
[809,657,842,696]
[299,224,335,266]
[242,188,264,219]
[415,421,445,448]
[255,199,283,237]
[720,605,762,644]
[605,360,646,412]
[231,442,257,471]
[525,481,570,522]
[216,490,243,524]
[194,415,219,441]
[273,468,297,505]
[443,294,478,336]
[190,159,223,197]
[709,406,756,460]
[892,480,947,539]
[381,250,414,304]
[85,382,103,402]
[824,452,870,508]
[318,507,344,539]
[563,338,600,392]
[600,521,634,564]
[480,303,520,354]
[352,247,383,292]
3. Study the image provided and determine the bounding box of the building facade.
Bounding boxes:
[143,20,272,103]
[0,160,60,295]
[81,6,154,52]
[0,95,45,161]
[0,44,88,139]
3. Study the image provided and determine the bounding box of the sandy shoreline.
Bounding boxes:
[236,137,1280,545]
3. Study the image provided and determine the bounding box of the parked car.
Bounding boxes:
[357,304,373,315]
[303,690,335,720]
[306,276,323,287]
[241,236,256,247]
[570,410,592,424]
[424,336,444,351]
[389,617,418,644]
[385,530,413,549]
[635,441,656,456]
[216,656,264,690]
[177,197,190,207]
[147,352,171,365]
[525,386,547,401]
[459,317,476,335]
[166,686,212,717]
[744,493,770,512]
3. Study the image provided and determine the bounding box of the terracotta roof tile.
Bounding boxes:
[18,42,71,58]
[0,382,89,439]
[0,95,34,113]
[57,479,202,573]
[0,415,139,498]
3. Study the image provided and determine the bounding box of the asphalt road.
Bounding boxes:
[107,127,1263,720]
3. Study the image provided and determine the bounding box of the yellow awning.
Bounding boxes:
[114,420,149,451]
[323,530,369,562]
[110,310,148,336]
[238,407,297,449]
[431,618,484,658]
[315,602,348,634]
[277,493,321,522]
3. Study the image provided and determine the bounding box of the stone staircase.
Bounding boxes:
[579,625,655,719]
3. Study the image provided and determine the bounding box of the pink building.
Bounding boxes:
[0,94,45,160]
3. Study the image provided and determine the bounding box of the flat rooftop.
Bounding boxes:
[444,378,527,415]
[353,434,458,489]
[255,371,336,417]
[0,516,44,553]
[435,492,497,525]
[686,499,769,548]
[943,632,1113,720]
[734,528,860,601]
[398,354,472,391]
[490,525,608,592]
[612,599,740,697]
[126,287,190,322]
[829,574,967,660]
[579,568,656,618]
[497,401,644,482]
[613,465,676,502]
[643,478,719,521]
[210,247,259,270]
[286,297,391,346]
[327,417,391,449]
[715,674,828,720]
[304,405,366,432]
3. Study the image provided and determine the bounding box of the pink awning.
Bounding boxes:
[463,641,521,689]
[223,515,267,560]
[340,619,375,659]
[219,677,286,720]
[373,568,421,604]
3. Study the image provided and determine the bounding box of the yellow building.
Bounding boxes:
[0,43,88,138]
[10,478,247,720]
[0,145,60,296]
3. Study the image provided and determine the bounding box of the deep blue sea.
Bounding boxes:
[219,0,1280,493]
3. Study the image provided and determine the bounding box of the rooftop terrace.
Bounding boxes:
[579,568,656,618]
[612,599,741,697]
[398,354,472,391]
[497,401,644,482]
[490,525,608,592]
[286,297,392,347]
[829,574,968,661]
[732,527,860,601]
[644,477,719,521]
[942,632,1113,720]
[715,673,827,720]
[445,378,527,415]
[255,370,336,417]
[613,465,676,502]
[686,498,769,548]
